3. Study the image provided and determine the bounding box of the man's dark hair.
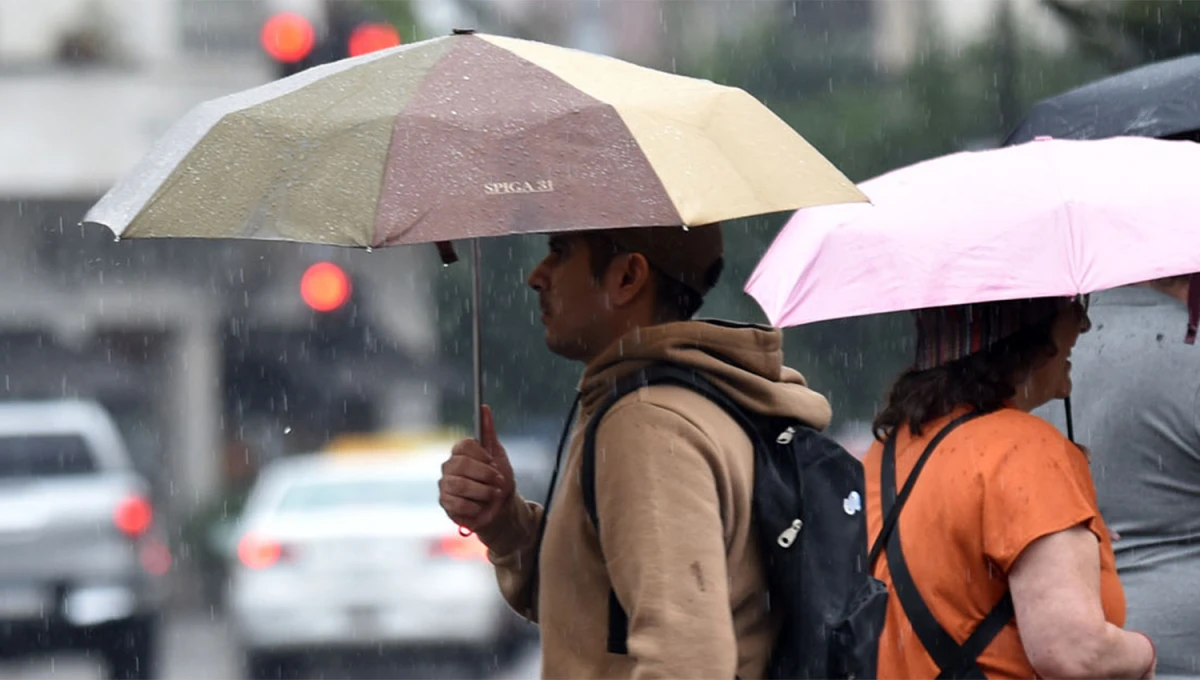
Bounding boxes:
[871,314,1061,442]
[581,232,722,321]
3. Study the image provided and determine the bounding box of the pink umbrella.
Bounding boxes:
[745,136,1200,341]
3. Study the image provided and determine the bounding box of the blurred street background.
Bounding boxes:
[0,0,1196,677]
[0,612,542,678]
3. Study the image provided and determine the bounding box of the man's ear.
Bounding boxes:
[606,252,654,308]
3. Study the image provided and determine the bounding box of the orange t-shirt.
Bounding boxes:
[864,407,1125,679]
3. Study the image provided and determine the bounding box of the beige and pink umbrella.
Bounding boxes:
[83,29,867,437]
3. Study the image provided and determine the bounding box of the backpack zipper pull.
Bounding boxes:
[777,519,803,548]
[776,426,796,444]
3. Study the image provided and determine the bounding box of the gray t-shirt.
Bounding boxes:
[1035,286,1200,676]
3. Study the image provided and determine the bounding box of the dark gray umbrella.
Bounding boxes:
[1005,53,1200,440]
[1004,53,1200,145]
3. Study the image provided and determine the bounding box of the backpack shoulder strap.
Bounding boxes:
[580,362,761,656]
[872,411,1014,678]
[582,363,762,530]
[868,412,981,568]
[579,373,641,655]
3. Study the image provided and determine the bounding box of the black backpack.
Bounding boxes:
[578,363,888,679]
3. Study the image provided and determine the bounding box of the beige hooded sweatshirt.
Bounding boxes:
[475,320,832,680]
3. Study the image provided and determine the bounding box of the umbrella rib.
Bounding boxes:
[1040,142,1083,294]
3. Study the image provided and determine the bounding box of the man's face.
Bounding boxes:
[526,235,614,362]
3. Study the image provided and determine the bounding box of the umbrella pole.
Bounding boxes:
[472,238,484,442]
[1064,396,1075,443]
[454,239,486,539]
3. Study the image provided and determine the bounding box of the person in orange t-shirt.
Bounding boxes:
[864,296,1157,679]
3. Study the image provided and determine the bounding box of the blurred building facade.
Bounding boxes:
[0,0,444,562]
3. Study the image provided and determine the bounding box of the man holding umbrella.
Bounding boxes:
[1009,55,1200,675]
[75,26,869,680]
[438,224,836,679]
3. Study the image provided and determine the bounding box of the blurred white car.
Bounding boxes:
[0,400,168,679]
[227,450,526,678]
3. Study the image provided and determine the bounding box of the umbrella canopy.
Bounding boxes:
[1004,53,1200,145]
[83,30,865,248]
[744,136,1200,335]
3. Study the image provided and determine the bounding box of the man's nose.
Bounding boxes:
[527,260,548,291]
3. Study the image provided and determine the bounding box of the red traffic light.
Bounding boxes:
[347,22,402,58]
[300,262,351,312]
[261,13,316,63]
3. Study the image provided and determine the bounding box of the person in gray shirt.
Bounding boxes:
[1036,276,1200,677]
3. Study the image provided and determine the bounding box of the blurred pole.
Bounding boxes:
[996,0,1020,135]
[172,317,221,516]
[571,0,609,55]
[472,238,484,442]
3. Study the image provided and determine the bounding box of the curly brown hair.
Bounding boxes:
[872,312,1062,442]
